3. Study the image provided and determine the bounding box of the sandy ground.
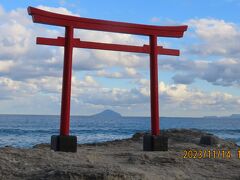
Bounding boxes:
[0,129,240,180]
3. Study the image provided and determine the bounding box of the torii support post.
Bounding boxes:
[143,35,168,151]
[150,35,159,136]
[28,6,187,152]
[51,26,77,152]
[60,26,73,137]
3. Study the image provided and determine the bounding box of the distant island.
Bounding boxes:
[90,110,122,119]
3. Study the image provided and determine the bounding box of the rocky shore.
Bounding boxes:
[0,129,240,180]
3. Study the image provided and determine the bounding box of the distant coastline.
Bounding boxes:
[0,110,239,119]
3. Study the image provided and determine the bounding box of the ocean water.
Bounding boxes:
[0,115,240,147]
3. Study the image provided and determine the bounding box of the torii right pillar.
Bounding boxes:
[143,35,168,151]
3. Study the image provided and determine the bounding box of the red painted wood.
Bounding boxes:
[28,7,187,37]
[73,39,151,53]
[60,26,74,136]
[37,37,180,56]
[37,37,65,46]
[150,35,160,136]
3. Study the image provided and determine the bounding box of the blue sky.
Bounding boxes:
[2,0,240,23]
[0,0,240,117]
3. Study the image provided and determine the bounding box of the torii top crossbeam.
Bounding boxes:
[28,7,188,141]
[28,7,186,37]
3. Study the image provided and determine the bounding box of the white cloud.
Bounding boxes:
[186,18,240,57]
[139,79,240,115]
[159,57,240,87]
[96,70,123,78]
[150,17,180,26]
[150,17,161,23]
[142,79,240,115]
[36,5,77,16]
[125,67,139,77]
[0,5,148,81]
[189,19,238,40]
[0,61,15,72]
[164,18,240,89]
[0,77,38,100]
[0,5,4,16]
[94,67,141,79]
[0,19,31,57]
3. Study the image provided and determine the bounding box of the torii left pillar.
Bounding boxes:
[51,26,77,152]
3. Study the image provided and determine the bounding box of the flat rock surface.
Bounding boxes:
[0,129,240,180]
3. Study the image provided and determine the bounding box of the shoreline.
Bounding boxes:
[0,129,240,179]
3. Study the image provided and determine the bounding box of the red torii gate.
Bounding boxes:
[28,7,187,152]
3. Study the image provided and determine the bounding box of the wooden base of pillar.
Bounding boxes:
[51,135,77,152]
[143,134,168,151]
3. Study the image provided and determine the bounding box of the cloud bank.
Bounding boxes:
[0,5,239,116]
